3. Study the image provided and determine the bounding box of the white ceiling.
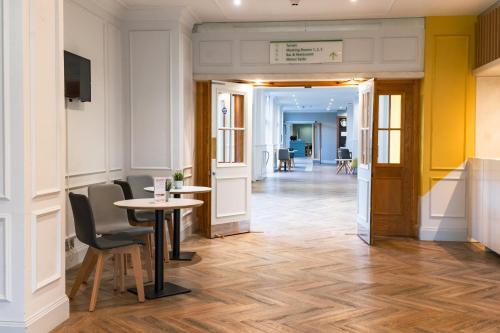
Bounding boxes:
[266,86,358,113]
[119,0,495,22]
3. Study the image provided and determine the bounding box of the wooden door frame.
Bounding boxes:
[370,79,420,239]
[194,79,420,240]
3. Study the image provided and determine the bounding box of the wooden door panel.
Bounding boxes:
[372,178,402,215]
[371,80,419,238]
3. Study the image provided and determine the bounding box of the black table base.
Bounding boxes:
[170,194,197,261]
[128,283,190,299]
[169,251,196,261]
[129,209,191,299]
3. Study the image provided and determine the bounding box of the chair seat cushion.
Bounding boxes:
[97,225,153,236]
[94,235,144,250]
[135,210,172,223]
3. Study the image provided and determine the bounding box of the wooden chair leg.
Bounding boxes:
[130,246,145,303]
[143,235,153,282]
[69,248,97,299]
[166,217,174,245]
[89,252,105,312]
[113,253,125,292]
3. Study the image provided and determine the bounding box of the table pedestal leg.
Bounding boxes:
[129,209,190,299]
[170,194,196,261]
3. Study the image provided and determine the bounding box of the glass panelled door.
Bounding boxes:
[211,82,253,232]
[357,79,375,244]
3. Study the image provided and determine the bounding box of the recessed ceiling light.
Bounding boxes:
[330,98,334,101]
[234,0,242,6]
[350,0,357,3]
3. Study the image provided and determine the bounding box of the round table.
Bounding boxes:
[144,185,212,261]
[114,198,203,299]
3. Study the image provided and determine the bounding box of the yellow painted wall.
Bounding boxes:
[420,16,476,196]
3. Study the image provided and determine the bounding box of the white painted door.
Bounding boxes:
[211,81,253,230]
[357,79,375,244]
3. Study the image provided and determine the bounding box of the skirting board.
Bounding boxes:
[419,226,468,241]
[211,220,250,238]
[0,296,69,333]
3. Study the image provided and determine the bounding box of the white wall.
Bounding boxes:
[63,0,126,268]
[192,18,424,78]
[0,0,69,331]
[476,77,500,159]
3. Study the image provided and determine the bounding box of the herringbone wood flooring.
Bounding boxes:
[54,163,500,333]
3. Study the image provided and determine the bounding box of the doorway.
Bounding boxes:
[194,79,420,243]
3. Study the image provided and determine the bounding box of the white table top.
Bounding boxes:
[114,198,203,210]
[144,185,212,194]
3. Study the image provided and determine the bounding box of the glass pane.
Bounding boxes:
[377,130,389,163]
[217,129,244,164]
[217,93,231,128]
[390,95,402,129]
[378,95,389,128]
[233,94,245,128]
[389,130,401,164]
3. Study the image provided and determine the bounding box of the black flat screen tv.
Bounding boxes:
[64,51,91,102]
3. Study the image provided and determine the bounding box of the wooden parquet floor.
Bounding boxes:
[54,163,500,333]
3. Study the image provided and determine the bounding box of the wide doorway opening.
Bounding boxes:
[251,85,360,237]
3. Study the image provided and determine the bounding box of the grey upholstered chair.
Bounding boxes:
[278,148,291,171]
[68,192,145,311]
[87,184,153,280]
[127,175,154,199]
[123,176,174,248]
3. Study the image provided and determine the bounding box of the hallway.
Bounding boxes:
[56,164,500,332]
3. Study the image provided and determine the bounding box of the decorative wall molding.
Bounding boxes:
[129,30,172,171]
[31,206,62,293]
[30,0,62,199]
[0,214,11,302]
[0,0,10,201]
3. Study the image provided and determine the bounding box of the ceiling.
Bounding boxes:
[119,0,495,22]
[266,86,358,113]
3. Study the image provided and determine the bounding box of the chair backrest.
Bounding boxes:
[339,148,351,159]
[88,184,130,234]
[127,175,154,199]
[114,180,137,222]
[68,192,98,248]
[278,148,290,160]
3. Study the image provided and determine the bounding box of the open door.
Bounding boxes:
[210,81,253,237]
[357,79,375,244]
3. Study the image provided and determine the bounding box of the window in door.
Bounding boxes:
[216,92,245,164]
[377,95,402,164]
[359,91,371,166]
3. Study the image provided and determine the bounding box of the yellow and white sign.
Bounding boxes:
[270,40,343,64]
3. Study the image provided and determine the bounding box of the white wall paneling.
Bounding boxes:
[468,158,500,254]
[65,1,106,177]
[419,168,468,241]
[64,0,126,244]
[129,30,172,170]
[0,0,9,201]
[193,19,424,77]
[30,0,61,199]
[31,207,62,293]
[0,214,11,301]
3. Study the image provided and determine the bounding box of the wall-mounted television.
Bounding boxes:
[64,51,91,102]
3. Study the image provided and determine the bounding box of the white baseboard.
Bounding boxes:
[419,226,468,241]
[0,296,69,333]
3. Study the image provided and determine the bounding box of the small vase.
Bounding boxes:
[165,191,170,201]
[174,181,183,189]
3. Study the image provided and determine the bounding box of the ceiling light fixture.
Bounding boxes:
[350,0,357,3]
[234,0,242,6]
